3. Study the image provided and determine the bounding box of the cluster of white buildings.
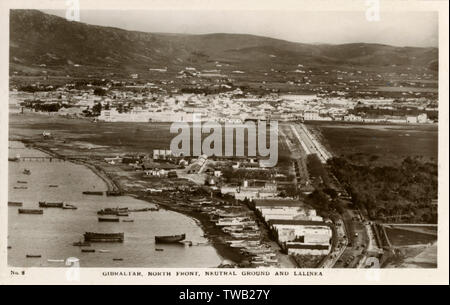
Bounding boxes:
[343,112,430,124]
[252,199,332,256]
[16,79,437,125]
[95,92,436,124]
[221,180,279,201]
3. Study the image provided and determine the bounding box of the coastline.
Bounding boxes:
[11,139,247,265]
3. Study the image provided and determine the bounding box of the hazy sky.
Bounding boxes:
[41,9,438,47]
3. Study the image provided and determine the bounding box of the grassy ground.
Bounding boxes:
[308,122,438,166]
[10,112,291,159]
[385,227,437,246]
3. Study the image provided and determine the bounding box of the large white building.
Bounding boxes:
[251,199,333,256]
[98,109,198,122]
[285,243,331,255]
[268,219,332,245]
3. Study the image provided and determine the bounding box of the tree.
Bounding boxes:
[92,102,102,115]
[94,88,107,96]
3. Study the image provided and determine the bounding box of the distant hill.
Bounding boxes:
[10,9,438,76]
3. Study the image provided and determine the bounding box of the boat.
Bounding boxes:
[129,207,159,212]
[116,212,129,217]
[216,217,254,227]
[97,207,129,216]
[73,241,91,247]
[23,169,31,175]
[155,234,186,244]
[113,258,124,261]
[17,181,28,184]
[26,254,41,258]
[18,209,43,215]
[82,191,104,196]
[122,219,134,223]
[39,201,64,208]
[263,258,279,264]
[47,259,65,263]
[98,217,120,222]
[7,246,12,250]
[8,157,20,162]
[230,242,247,248]
[62,204,78,210]
[226,240,245,244]
[99,250,110,253]
[49,185,59,188]
[84,232,124,243]
[81,249,96,253]
[97,210,117,216]
[155,248,164,252]
[106,191,122,196]
[8,201,23,207]
[14,186,28,190]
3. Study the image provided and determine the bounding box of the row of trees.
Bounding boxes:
[327,156,438,223]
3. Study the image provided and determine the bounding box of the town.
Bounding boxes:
[11,65,438,125]
[7,9,439,271]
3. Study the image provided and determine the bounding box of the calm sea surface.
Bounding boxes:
[8,141,222,268]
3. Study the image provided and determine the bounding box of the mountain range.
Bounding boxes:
[10,9,438,76]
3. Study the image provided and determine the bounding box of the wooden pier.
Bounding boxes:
[19,156,64,162]
[17,156,90,162]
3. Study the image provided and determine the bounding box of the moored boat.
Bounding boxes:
[8,201,23,207]
[98,217,120,222]
[26,254,41,258]
[39,201,64,208]
[23,169,31,175]
[97,207,129,216]
[62,204,78,210]
[18,209,43,215]
[155,234,186,244]
[73,241,91,247]
[81,249,96,253]
[129,207,159,212]
[106,191,122,196]
[82,191,104,196]
[84,232,124,243]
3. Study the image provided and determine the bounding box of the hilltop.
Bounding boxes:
[10,9,438,79]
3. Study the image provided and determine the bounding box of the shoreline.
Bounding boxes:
[10,139,248,265]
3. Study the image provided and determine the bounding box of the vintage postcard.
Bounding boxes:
[0,0,448,285]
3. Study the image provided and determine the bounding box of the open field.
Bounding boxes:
[385,227,437,247]
[385,242,437,268]
[308,122,438,166]
[10,112,173,153]
[10,112,292,171]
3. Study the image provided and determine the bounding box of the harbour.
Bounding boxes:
[8,141,222,268]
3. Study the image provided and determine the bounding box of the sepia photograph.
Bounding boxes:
[1,0,448,286]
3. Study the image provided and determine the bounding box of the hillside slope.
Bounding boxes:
[10,9,438,74]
